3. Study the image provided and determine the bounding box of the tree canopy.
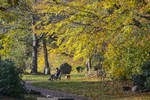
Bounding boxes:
[0,0,150,78]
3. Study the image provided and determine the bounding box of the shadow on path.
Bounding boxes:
[25,81,91,100]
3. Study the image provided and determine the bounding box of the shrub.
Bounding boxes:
[0,59,26,98]
[131,60,150,90]
[132,74,146,90]
[145,77,150,89]
[60,63,72,74]
[141,60,150,77]
[94,64,102,71]
[76,66,84,73]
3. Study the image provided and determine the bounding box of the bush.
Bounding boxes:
[145,77,150,89]
[0,60,26,98]
[94,64,102,71]
[76,66,84,73]
[131,60,150,90]
[141,60,150,77]
[60,63,72,74]
[132,74,146,90]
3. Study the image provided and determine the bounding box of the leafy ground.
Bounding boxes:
[23,73,150,100]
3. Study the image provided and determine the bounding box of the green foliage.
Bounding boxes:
[145,77,150,89]
[0,59,26,98]
[0,0,33,72]
[1,30,32,71]
[94,64,102,71]
[132,60,150,90]
[141,60,150,76]
[38,0,150,79]
[1,0,150,78]
[76,66,84,73]
[92,52,103,70]
[132,74,146,90]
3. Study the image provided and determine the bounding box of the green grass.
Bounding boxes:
[22,74,50,81]
[32,80,150,100]
[23,73,150,100]
[22,73,87,81]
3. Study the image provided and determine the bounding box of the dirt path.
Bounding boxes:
[25,81,91,100]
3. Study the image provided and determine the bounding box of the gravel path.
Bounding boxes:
[25,81,91,100]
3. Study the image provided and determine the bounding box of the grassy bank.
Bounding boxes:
[23,73,150,100]
[32,80,150,100]
[22,73,89,81]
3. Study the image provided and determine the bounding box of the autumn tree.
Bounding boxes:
[1,0,150,78]
[37,0,150,77]
[0,0,42,72]
[0,0,23,59]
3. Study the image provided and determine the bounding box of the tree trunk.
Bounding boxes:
[31,33,38,73]
[31,0,38,73]
[42,37,50,75]
[86,57,92,74]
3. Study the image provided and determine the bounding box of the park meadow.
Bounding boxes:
[0,0,150,100]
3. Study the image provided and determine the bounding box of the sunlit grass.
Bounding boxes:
[22,74,50,81]
[22,72,96,81]
[32,80,150,100]
[23,73,150,100]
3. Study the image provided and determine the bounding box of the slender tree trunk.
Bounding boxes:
[31,12,38,73]
[42,37,50,75]
[31,0,38,73]
[86,57,92,74]
[31,33,38,73]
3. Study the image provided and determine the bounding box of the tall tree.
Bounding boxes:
[39,0,150,77]
[30,0,45,73]
[42,35,50,75]
[0,0,42,73]
[31,33,38,73]
[1,0,150,77]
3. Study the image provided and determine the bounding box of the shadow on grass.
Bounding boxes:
[31,80,150,100]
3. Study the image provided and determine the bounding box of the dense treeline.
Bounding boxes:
[0,0,150,79]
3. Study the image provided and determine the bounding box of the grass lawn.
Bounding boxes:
[23,73,150,100]
[22,72,90,81]
[22,74,50,81]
